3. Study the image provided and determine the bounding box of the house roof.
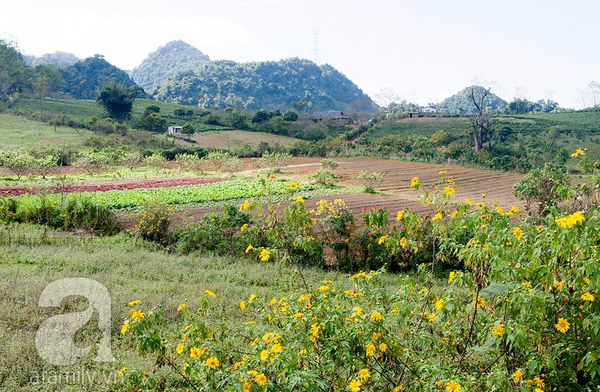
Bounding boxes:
[313,110,349,119]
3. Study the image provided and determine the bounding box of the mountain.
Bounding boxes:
[23,51,80,68]
[63,55,140,99]
[131,40,210,93]
[153,57,376,112]
[438,86,507,114]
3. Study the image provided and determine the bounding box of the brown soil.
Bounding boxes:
[117,157,525,230]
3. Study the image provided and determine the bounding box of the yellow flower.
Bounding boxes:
[581,292,595,302]
[448,271,456,284]
[439,170,447,174]
[271,343,283,354]
[248,294,256,303]
[396,210,405,221]
[432,213,443,222]
[295,196,305,203]
[239,200,249,211]
[358,368,371,380]
[447,176,456,185]
[446,380,461,392]
[256,373,267,387]
[533,376,545,388]
[555,211,585,229]
[378,235,386,245]
[521,281,532,289]
[240,301,246,310]
[205,356,220,369]
[366,344,376,357]
[464,198,474,204]
[289,182,298,189]
[427,313,437,322]
[394,387,404,392]
[434,298,444,311]
[492,324,505,337]
[379,342,388,352]
[410,177,419,187]
[513,227,523,241]
[399,237,408,248]
[443,186,455,196]
[131,310,145,322]
[176,344,184,354]
[177,303,186,312]
[117,367,127,378]
[370,311,384,322]
[349,380,363,392]
[260,349,269,361]
[206,289,216,298]
[511,369,523,383]
[240,223,248,232]
[554,280,565,291]
[190,347,203,359]
[571,148,585,157]
[245,244,253,253]
[555,317,570,333]
[259,248,271,261]
[450,210,458,218]
[127,299,141,306]
[120,321,130,335]
[474,296,486,309]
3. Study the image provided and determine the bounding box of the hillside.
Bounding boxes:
[23,51,80,68]
[62,55,140,99]
[131,40,210,93]
[153,57,376,112]
[437,85,507,114]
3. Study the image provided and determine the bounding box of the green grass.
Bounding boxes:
[0,223,399,391]
[0,113,93,150]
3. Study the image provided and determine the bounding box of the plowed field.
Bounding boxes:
[149,157,525,229]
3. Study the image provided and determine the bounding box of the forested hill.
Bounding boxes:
[23,51,80,68]
[152,57,376,112]
[437,85,507,114]
[131,40,210,93]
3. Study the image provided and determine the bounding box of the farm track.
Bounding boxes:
[118,157,526,229]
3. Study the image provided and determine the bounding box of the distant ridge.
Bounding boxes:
[131,40,210,93]
[153,57,376,112]
[23,51,80,68]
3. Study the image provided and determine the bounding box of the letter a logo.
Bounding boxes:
[36,278,116,365]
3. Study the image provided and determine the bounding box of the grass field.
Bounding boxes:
[0,113,93,150]
[0,225,400,391]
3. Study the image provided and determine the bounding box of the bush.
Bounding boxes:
[129,201,174,245]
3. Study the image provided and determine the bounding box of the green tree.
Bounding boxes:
[0,39,27,101]
[283,110,298,121]
[181,123,195,136]
[291,100,308,114]
[96,82,138,122]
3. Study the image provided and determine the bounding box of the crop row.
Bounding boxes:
[12,179,313,210]
[0,177,228,197]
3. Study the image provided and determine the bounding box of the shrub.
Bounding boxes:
[129,201,174,245]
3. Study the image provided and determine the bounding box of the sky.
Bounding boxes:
[1,0,598,109]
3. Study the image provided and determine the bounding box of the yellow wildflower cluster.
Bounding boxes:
[555,211,585,229]
[571,148,585,157]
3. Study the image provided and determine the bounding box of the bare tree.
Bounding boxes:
[576,88,588,128]
[468,85,492,153]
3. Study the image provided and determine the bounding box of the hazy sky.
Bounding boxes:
[1,0,598,109]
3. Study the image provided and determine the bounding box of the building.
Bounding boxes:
[408,112,420,118]
[312,111,350,124]
[167,125,182,135]
[421,106,437,113]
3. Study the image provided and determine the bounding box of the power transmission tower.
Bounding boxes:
[311,31,320,64]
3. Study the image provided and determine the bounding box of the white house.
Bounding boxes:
[421,106,437,113]
[167,125,182,135]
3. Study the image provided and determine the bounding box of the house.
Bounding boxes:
[312,111,350,124]
[167,125,182,135]
[408,112,420,118]
[422,105,437,113]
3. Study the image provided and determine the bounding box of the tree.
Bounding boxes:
[96,82,137,122]
[588,81,600,131]
[283,110,298,121]
[291,101,308,114]
[0,39,27,100]
[181,123,195,136]
[468,85,492,153]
